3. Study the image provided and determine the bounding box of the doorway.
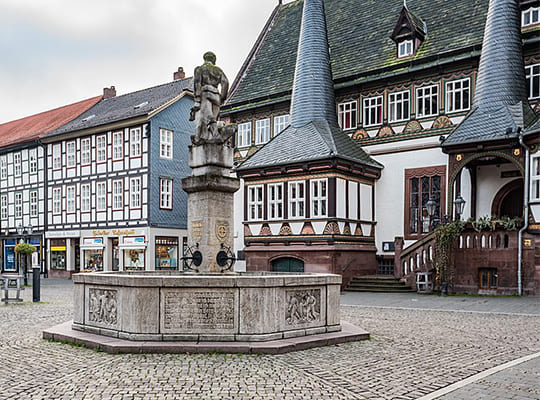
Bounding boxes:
[271,257,304,272]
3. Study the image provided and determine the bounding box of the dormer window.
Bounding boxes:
[398,40,414,58]
[522,7,539,26]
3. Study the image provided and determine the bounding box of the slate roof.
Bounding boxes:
[225,0,492,111]
[48,78,193,137]
[237,119,382,170]
[0,96,102,149]
[443,0,538,147]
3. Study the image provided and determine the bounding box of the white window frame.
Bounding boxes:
[311,178,328,218]
[531,154,540,201]
[237,122,252,148]
[66,186,76,213]
[14,152,22,177]
[526,64,540,100]
[96,182,107,211]
[363,96,383,127]
[247,185,264,221]
[96,135,107,163]
[81,138,91,165]
[29,149,38,174]
[0,156,6,179]
[52,187,62,215]
[130,177,141,209]
[273,114,290,136]
[445,78,471,113]
[398,39,414,58]
[81,183,91,212]
[130,128,142,157]
[389,90,410,123]
[30,190,38,217]
[52,144,62,170]
[1,194,7,220]
[112,131,123,161]
[267,183,283,220]
[112,180,123,210]
[255,118,271,145]
[338,101,358,130]
[159,128,173,159]
[522,7,539,27]
[416,85,439,118]
[66,141,76,168]
[288,181,306,219]
[159,178,173,209]
[15,192,23,218]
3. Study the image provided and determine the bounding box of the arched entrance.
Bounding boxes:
[491,179,523,218]
[271,257,304,272]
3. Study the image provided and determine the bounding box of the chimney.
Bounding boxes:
[103,86,116,99]
[173,67,185,81]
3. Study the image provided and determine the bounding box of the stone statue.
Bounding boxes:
[190,51,234,145]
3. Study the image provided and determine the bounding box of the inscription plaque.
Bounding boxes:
[163,289,235,332]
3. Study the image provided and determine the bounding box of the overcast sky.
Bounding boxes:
[0,0,287,123]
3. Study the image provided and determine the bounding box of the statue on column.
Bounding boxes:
[190,51,235,145]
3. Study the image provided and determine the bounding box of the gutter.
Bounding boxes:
[517,130,530,297]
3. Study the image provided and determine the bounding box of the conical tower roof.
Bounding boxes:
[444,0,537,147]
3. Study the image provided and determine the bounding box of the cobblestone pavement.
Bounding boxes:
[1,279,539,399]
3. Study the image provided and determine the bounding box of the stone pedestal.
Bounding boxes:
[182,142,240,273]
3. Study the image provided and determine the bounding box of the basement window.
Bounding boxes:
[479,268,498,289]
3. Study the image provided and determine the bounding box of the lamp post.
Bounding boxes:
[454,195,466,221]
[16,224,34,286]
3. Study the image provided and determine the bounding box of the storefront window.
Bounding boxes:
[155,237,178,269]
[4,239,16,271]
[50,239,67,270]
[124,249,145,270]
[84,250,103,271]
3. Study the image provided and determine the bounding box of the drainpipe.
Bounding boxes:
[518,130,530,297]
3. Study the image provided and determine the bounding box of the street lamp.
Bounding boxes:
[16,224,34,285]
[426,197,439,230]
[454,195,466,221]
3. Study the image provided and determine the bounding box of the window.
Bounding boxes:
[311,179,328,218]
[29,149,37,174]
[338,101,357,130]
[363,96,383,127]
[160,128,173,159]
[247,185,263,221]
[112,180,123,210]
[81,138,91,165]
[237,122,251,148]
[14,152,22,177]
[96,135,107,163]
[479,268,498,289]
[112,131,123,160]
[255,118,270,145]
[65,141,76,168]
[66,186,76,213]
[155,237,178,269]
[52,187,62,215]
[130,177,141,208]
[389,91,410,122]
[130,128,142,157]
[522,7,539,27]
[52,144,61,169]
[160,178,173,209]
[398,39,413,58]
[532,154,540,201]
[416,85,439,118]
[96,182,106,211]
[30,191,38,217]
[273,114,290,136]
[268,183,283,220]
[81,184,91,212]
[0,156,7,179]
[446,79,470,113]
[405,166,446,238]
[15,192,22,218]
[526,64,540,99]
[288,181,305,219]
[1,195,7,219]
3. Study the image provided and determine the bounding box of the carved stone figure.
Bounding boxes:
[88,289,118,326]
[190,51,231,145]
[286,289,321,325]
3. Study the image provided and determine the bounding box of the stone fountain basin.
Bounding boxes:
[72,271,341,342]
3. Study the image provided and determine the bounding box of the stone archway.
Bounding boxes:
[491,179,523,218]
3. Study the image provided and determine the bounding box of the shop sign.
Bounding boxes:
[123,236,145,245]
[83,238,103,245]
[29,238,41,246]
[51,246,67,252]
[92,229,137,236]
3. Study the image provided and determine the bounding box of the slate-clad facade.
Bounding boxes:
[224,0,540,294]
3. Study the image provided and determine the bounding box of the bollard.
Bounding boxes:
[32,252,40,302]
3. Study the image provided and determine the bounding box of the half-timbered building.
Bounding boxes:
[223,0,540,294]
[0,96,102,274]
[41,76,194,277]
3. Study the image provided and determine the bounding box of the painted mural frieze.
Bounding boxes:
[88,288,118,326]
[431,115,453,130]
[403,120,423,133]
[285,289,321,325]
[377,125,395,137]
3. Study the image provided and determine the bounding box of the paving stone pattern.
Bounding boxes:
[1,280,539,399]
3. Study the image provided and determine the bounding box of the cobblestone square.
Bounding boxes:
[1,280,539,399]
